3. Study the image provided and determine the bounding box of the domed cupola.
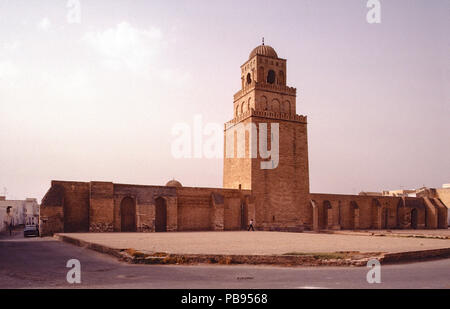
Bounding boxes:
[249,43,278,59]
[166,179,183,188]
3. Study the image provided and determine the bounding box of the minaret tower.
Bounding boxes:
[223,41,310,231]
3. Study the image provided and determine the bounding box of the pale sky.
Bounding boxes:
[0,0,449,201]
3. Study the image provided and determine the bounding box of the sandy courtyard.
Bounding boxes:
[57,231,450,255]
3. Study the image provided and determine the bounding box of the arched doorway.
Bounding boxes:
[240,202,248,230]
[323,201,332,230]
[155,197,167,232]
[371,199,382,229]
[350,201,360,230]
[121,197,136,232]
[382,208,388,229]
[396,200,404,229]
[411,209,418,229]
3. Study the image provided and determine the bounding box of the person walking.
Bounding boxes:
[248,219,255,231]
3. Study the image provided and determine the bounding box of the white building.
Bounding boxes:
[0,196,39,232]
[381,189,417,197]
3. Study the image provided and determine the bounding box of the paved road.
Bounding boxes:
[0,233,449,289]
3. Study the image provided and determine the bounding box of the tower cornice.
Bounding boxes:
[234,82,297,102]
[224,109,307,130]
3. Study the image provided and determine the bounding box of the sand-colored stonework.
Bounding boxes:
[39,44,448,236]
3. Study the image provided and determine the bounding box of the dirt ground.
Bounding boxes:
[56,230,450,255]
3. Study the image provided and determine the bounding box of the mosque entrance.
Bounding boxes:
[121,197,136,232]
[155,197,167,232]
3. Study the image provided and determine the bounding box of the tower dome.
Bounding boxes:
[249,44,278,59]
[166,179,183,188]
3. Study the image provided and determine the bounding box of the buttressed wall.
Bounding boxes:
[308,194,447,231]
[40,180,253,236]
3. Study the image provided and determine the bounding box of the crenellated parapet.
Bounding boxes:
[234,82,297,102]
[256,82,297,96]
[225,109,307,129]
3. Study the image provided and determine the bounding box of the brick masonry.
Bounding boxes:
[39,44,448,236]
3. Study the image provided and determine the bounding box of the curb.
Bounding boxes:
[54,234,450,267]
[380,248,450,264]
[322,230,450,240]
[54,234,123,259]
[120,252,379,267]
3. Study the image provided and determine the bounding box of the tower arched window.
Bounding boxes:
[267,70,276,84]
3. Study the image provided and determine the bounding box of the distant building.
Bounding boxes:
[358,192,383,196]
[416,185,450,226]
[382,189,417,198]
[436,185,450,226]
[361,185,449,227]
[0,196,39,232]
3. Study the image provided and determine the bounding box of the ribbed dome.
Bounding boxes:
[166,179,183,188]
[249,44,278,59]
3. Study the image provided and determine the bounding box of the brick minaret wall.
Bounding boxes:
[224,45,310,231]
